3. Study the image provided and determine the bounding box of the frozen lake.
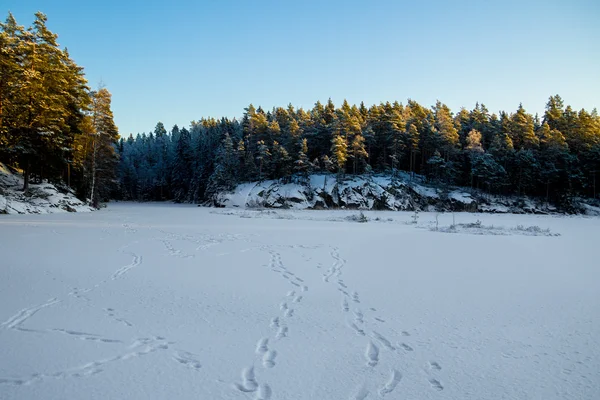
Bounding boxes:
[1,203,598,399]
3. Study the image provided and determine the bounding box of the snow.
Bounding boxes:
[0,163,94,214]
[447,190,474,204]
[1,203,599,400]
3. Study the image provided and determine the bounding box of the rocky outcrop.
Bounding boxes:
[0,163,94,215]
[215,174,599,215]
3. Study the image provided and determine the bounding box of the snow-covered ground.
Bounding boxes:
[216,174,600,215]
[1,204,599,400]
[0,163,93,215]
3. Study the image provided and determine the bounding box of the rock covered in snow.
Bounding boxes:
[215,173,599,215]
[0,163,94,215]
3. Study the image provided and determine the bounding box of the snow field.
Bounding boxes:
[0,203,599,400]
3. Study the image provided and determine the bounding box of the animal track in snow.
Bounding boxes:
[104,308,133,327]
[301,285,308,292]
[353,309,364,324]
[256,383,272,400]
[51,329,122,343]
[378,369,402,397]
[292,295,302,303]
[365,341,379,367]
[0,336,171,386]
[429,378,444,391]
[374,317,385,323]
[234,366,258,392]
[323,269,335,282]
[284,308,294,318]
[111,253,142,280]
[286,290,296,297]
[399,343,414,352]
[429,361,442,370]
[270,317,280,329]
[160,239,194,259]
[275,326,288,339]
[342,297,350,312]
[401,331,411,337]
[172,351,202,370]
[0,298,61,330]
[256,338,269,354]
[262,350,277,368]
[280,302,288,311]
[352,292,360,303]
[370,331,395,351]
[348,322,366,336]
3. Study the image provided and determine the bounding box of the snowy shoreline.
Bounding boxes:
[215,173,600,216]
[0,163,94,215]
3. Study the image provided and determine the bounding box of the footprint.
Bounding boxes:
[292,296,303,303]
[295,277,304,283]
[401,331,411,337]
[262,350,277,368]
[378,369,402,397]
[276,326,288,339]
[365,341,379,367]
[429,361,442,370]
[284,309,294,318]
[342,297,349,312]
[280,302,288,311]
[286,290,296,297]
[371,331,395,351]
[374,317,385,323]
[348,322,365,336]
[352,292,360,303]
[290,281,300,287]
[353,310,364,324]
[256,338,269,354]
[270,317,280,329]
[256,383,272,400]
[301,285,308,292]
[235,367,258,392]
[399,343,414,352]
[172,351,202,370]
[429,378,444,391]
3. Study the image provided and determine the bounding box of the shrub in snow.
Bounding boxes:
[346,212,369,223]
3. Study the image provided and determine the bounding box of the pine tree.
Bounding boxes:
[294,138,312,180]
[510,104,539,149]
[86,88,119,207]
[330,134,347,178]
[256,140,270,181]
[171,127,192,202]
[351,134,368,174]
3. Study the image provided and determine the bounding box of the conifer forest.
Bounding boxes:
[2,13,599,208]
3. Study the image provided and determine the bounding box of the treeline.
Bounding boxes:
[0,13,118,206]
[117,96,600,205]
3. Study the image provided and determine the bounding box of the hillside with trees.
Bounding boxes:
[0,12,118,208]
[115,97,600,210]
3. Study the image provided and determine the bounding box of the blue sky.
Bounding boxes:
[5,0,600,136]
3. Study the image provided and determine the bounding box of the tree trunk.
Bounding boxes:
[89,136,98,207]
[23,157,30,192]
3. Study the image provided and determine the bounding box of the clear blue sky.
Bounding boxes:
[5,0,600,136]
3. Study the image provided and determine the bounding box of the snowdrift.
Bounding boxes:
[216,173,600,215]
[0,163,94,214]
